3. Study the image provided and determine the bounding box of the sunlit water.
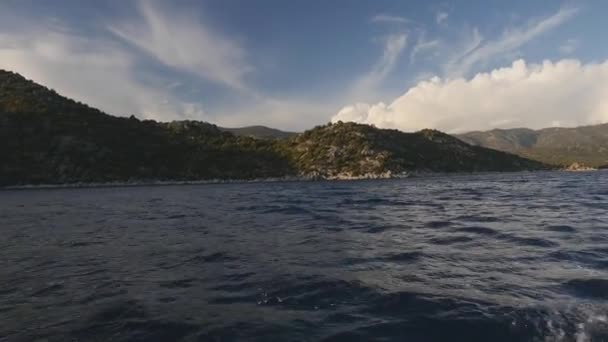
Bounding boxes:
[2,171,608,341]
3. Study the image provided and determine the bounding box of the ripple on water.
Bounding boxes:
[455,226,498,236]
[76,316,198,341]
[430,235,475,245]
[545,225,577,233]
[381,251,425,263]
[266,205,316,216]
[425,221,453,228]
[454,215,501,223]
[564,279,608,299]
[159,278,198,289]
[31,283,64,297]
[187,252,237,263]
[497,234,559,248]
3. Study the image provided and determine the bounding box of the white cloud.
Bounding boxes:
[332,59,608,133]
[559,38,579,54]
[109,0,252,92]
[436,11,449,25]
[0,24,205,121]
[444,7,579,76]
[371,14,411,25]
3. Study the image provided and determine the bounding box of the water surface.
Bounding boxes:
[2,171,608,341]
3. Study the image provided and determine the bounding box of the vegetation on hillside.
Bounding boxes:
[0,70,293,185]
[0,70,548,186]
[277,122,546,178]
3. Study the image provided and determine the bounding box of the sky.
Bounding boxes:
[1,0,607,133]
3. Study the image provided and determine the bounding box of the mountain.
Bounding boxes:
[457,124,608,167]
[219,125,296,139]
[0,70,547,186]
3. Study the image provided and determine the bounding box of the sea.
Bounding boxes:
[1,171,608,341]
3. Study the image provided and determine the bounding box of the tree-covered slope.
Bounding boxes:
[277,122,547,178]
[0,70,293,185]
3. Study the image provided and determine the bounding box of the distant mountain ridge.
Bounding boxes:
[225,122,608,168]
[457,124,608,167]
[0,69,547,186]
[219,125,296,139]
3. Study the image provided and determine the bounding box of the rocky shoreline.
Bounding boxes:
[3,169,571,191]
[1,173,408,190]
[563,162,598,172]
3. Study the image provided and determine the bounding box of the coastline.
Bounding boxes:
[0,169,570,191]
[1,173,406,191]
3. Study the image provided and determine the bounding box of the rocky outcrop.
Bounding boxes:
[564,163,597,172]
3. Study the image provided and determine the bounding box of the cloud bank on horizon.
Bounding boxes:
[332,5,608,132]
[0,1,606,132]
[333,59,608,133]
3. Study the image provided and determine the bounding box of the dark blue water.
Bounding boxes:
[2,171,608,341]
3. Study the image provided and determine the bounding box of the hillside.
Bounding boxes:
[0,70,547,186]
[457,125,608,167]
[277,122,546,179]
[0,70,293,185]
[220,125,296,139]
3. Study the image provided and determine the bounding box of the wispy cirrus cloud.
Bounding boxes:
[559,38,579,55]
[350,33,408,100]
[0,27,205,122]
[444,6,579,76]
[370,14,411,25]
[109,0,253,92]
[410,36,440,64]
[0,2,215,121]
[436,11,449,25]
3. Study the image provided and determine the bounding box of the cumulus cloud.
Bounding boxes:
[332,59,608,133]
[109,0,252,92]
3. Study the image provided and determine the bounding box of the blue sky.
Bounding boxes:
[1,0,607,132]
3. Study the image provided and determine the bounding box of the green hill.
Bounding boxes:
[0,70,548,186]
[457,125,608,167]
[0,70,293,185]
[278,122,546,179]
